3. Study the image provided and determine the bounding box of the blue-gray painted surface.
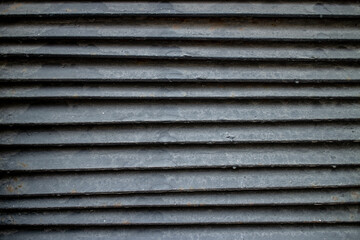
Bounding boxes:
[0,1,359,239]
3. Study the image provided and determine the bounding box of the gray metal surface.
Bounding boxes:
[1,206,359,225]
[0,0,360,239]
[1,99,360,124]
[1,59,360,82]
[1,188,359,210]
[1,83,360,99]
[1,41,360,61]
[0,17,359,41]
[1,1,360,18]
[1,122,360,146]
[1,167,360,196]
[1,225,360,240]
[1,144,359,172]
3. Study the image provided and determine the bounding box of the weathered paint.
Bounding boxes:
[0,1,359,239]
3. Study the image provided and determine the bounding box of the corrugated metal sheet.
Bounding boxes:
[0,1,360,239]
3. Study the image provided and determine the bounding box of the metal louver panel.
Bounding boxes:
[0,1,359,239]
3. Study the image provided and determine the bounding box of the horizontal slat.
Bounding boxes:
[1,60,359,82]
[1,168,359,196]
[0,17,359,41]
[1,143,359,172]
[0,122,359,146]
[1,225,360,240]
[0,0,359,237]
[1,188,359,210]
[1,100,359,125]
[1,83,360,99]
[1,1,360,18]
[1,42,360,61]
[1,206,359,225]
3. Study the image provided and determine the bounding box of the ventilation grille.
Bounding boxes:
[0,1,359,239]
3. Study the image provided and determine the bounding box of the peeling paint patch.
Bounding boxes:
[6,185,14,193]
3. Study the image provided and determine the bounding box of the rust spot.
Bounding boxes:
[351,191,359,199]
[136,60,147,65]
[13,177,18,182]
[20,162,28,168]
[186,202,192,206]
[172,24,181,30]
[332,196,339,201]
[122,220,130,225]
[9,3,22,11]
[6,185,14,193]
[113,202,122,207]
[178,188,184,191]
[2,3,23,13]
[209,22,224,31]
[71,189,77,194]
[17,184,22,189]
